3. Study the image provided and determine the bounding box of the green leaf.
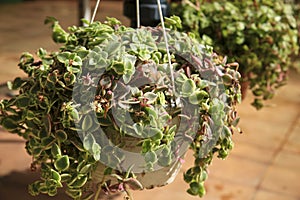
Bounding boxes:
[124,54,136,72]
[48,188,58,197]
[150,129,163,140]
[25,110,35,120]
[11,77,25,90]
[57,52,71,64]
[71,55,82,66]
[44,16,57,25]
[122,73,133,84]
[54,155,70,171]
[67,65,81,73]
[51,21,68,43]
[167,125,177,135]
[144,107,158,119]
[82,115,93,131]
[51,169,61,182]
[71,139,85,152]
[64,72,76,86]
[55,130,68,142]
[141,139,152,153]
[79,164,92,174]
[71,109,80,121]
[183,172,193,183]
[144,92,158,104]
[1,117,18,131]
[61,173,72,182]
[158,155,172,166]
[133,123,143,135]
[37,48,47,58]
[187,188,197,196]
[92,143,101,161]
[188,182,202,196]
[47,72,58,83]
[16,96,30,108]
[222,74,233,85]
[70,176,88,188]
[182,79,196,97]
[144,151,157,163]
[189,90,209,104]
[103,167,113,175]
[32,147,43,157]
[41,136,55,149]
[112,62,125,74]
[77,49,89,59]
[83,133,96,152]
[104,41,121,55]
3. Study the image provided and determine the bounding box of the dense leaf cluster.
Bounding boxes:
[172,0,299,109]
[0,17,241,199]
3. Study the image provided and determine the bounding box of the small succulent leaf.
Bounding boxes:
[77,49,89,59]
[57,52,71,64]
[82,115,93,131]
[71,55,82,66]
[61,173,72,182]
[144,92,158,104]
[16,95,30,108]
[11,77,25,90]
[92,143,101,161]
[83,133,96,152]
[51,169,61,182]
[144,151,157,163]
[158,155,172,166]
[70,176,88,188]
[189,90,209,104]
[133,123,143,135]
[144,107,158,119]
[55,130,68,142]
[103,167,113,175]
[150,129,163,140]
[54,155,70,171]
[122,73,133,84]
[79,164,92,174]
[189,182,202,196]
[32,147,43,157]
[70,140,85,152]
[182,79,196,97]
[112,62,125,74]
[183,172,193,183]
[41,136,55,149]
[104,41,121,56]
[50,21,69,43]
[1,117,18,131]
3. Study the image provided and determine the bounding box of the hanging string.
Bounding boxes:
[136,0,140,28]
[91,0,101,23]
[156,0,176,103]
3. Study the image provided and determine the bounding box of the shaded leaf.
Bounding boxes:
[83,133,96,152]
[54,155,70,171]
[182,79,196,97]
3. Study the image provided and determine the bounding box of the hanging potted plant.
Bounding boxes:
[0,15,241,199]
[171,0,299,109]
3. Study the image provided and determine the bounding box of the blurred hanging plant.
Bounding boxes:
[171,0,299,109]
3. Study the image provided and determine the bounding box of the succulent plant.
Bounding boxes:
[0,16,241,199]
[171,0,299,109]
